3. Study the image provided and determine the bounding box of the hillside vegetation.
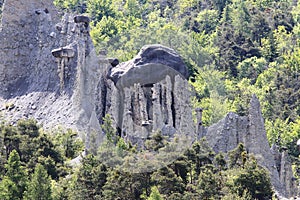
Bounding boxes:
[0,119,273,199]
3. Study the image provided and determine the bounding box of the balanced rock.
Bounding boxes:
[108,44,189,89]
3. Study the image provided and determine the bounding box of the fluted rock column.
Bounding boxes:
[152,82,164,132]
[247,94,285,196]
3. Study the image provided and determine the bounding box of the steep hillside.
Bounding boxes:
[52,1,300,196]
[0,0,110,139]
[0,0,299,199]
[53,0,300,159]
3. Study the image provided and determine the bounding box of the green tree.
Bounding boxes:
[151,166,185,196]
[237,56,267,83]
[216,1,263,77]
[103,170,137,200]
[195,9,219,34]
[147,186,163,200]
[0,150,27,200]
[101,114,118,144]
[3,124,20,159]
[53,0,87,13]
[24,164,52,200]
[221,190,252,200]
[197,166,221,199]
[102,165,151,200]
[185,139,214,182]
[87,0,115,23]
[228,156,273,200]
[214,152,227,171]
[260,32,279,62]
[228,143,248,168]
[71,154,107,199]
[52,128,84,159]
[0,179,17,200]
[124,0,142,18]
[145,131,166,151]
[248,6,271,45]
[2,119,65,180]
[191,66,233,126]
[212,0,231,16]
[0,122,6,174]
[51,177,71,200]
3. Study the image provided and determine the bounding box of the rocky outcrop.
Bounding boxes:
[271,144,298,198]
[204,95,297,198]
[108,44,189,89]
[0,0,59,98]
[106,45,195,146]
[0,0,194,148]
[0,0,110,140]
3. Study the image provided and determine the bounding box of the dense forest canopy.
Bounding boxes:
[0,0,300,199]
[0,119,274,199]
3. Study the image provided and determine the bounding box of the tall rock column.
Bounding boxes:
[205,95,289,197]
[173,75,195,138]
[152,83,164,132]
[70,15,109,147]
[247,94,284,195]
[279,150,297,197]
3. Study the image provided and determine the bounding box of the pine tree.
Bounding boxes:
[197,166,220,199]
[0,123,6,174]
[0,150,27,200]
[151,166,185,196]
[228,156,273,199]
[24,164,52,200]
[147,186,163,200]
[71,154,107,199]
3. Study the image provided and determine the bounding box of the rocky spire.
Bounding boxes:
[205,94,295,197]
[247,94,285,196]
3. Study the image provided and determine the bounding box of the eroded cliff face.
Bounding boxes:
[0,0,59,97]
[0,0,195,148]
[0,0,110,139]
[105,44,195,147]
[0,0,297,198]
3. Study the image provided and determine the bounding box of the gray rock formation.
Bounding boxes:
[106,45,195,146]
[0,0,195,148]
[0,0,59,98]
[204,94,297,198]
[108,44,189,89]
[0,0,110,141]
[271,144,298,198]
